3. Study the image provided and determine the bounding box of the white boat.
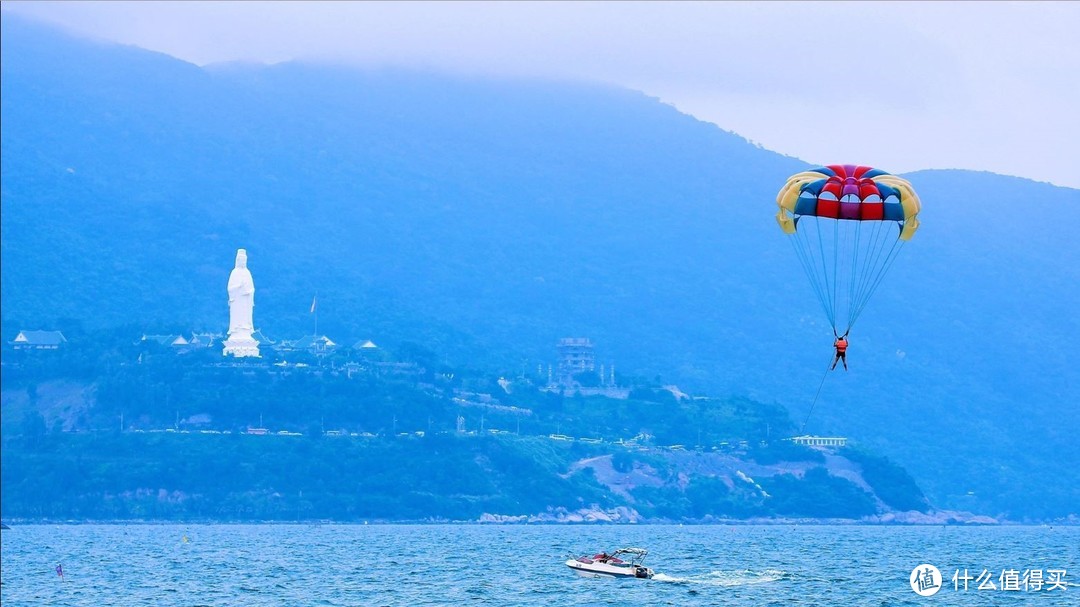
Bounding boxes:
[566,547,654,579]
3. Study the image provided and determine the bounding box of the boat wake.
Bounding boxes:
[652,569,789,586]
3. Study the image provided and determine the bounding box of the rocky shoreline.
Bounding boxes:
[477,506,1049,526]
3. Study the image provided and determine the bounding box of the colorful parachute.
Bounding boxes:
[776,165,921,335]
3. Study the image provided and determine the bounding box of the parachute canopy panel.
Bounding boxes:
[776,165,921,240]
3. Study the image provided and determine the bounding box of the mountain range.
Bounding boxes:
[2,15,1078,520]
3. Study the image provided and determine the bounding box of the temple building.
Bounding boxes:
[556,337,595,384]
[9,330,67,350]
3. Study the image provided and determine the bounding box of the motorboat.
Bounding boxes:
[566,547,654,579]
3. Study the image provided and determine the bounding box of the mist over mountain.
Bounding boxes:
[2,15,1077,519]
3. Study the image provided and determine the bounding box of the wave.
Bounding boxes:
[652,569,790,586]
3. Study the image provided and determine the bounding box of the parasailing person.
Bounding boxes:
[831,331,849,371]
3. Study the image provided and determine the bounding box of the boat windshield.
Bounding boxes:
[612,548,648,562]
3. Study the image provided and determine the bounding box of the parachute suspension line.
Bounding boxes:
[791,216,907,337]
[807,217,838,328]
[847,222,902,331]
[843,219,891,333]
[831,218,841,333]
[860,221,893,297]
[855,224,898,308]
[789,232,832,325]
[814,216,838,331]
[814,219,836,331]
[844,218,863,335]
[849,239,905,330]
[799,356,835,433]
[846,219,881,332]
[844,219,885,333]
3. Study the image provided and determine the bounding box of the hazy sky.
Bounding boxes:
[4,1,1079,188]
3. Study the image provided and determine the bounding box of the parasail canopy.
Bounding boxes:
[775,165,921,335]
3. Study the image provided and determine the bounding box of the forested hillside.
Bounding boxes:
[1,336,934,523]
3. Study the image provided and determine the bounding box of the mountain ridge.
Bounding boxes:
[2,15,1077,519]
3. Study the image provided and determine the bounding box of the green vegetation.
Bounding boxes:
[0,338,937,522]
[0,432,611,521]
[841,447,929,513]
[747,440,825,465]
[632,476,764,520]
[2,335,795,448]
[2,430,909,522]
[1,332,829,522]
[759,468,877,519]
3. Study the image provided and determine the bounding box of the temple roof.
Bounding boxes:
[10,330,67,345]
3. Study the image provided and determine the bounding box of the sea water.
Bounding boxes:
[1,524,1077,606]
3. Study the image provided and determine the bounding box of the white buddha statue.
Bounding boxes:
[222,248,260,357]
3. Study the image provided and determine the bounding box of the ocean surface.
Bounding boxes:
[1,524,1077,606]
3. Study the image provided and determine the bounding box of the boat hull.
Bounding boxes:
[565,559,653,579]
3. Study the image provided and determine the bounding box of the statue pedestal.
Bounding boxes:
[223,333,260,358]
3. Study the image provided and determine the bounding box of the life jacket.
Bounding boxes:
[835,338,848,353]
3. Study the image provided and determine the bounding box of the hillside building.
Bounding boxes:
[789,435,848,448]
[9,330,67,350]
[277,335,338,355]
[188,332,223,348]
[140,334,191,348]
[556,337,595,384]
